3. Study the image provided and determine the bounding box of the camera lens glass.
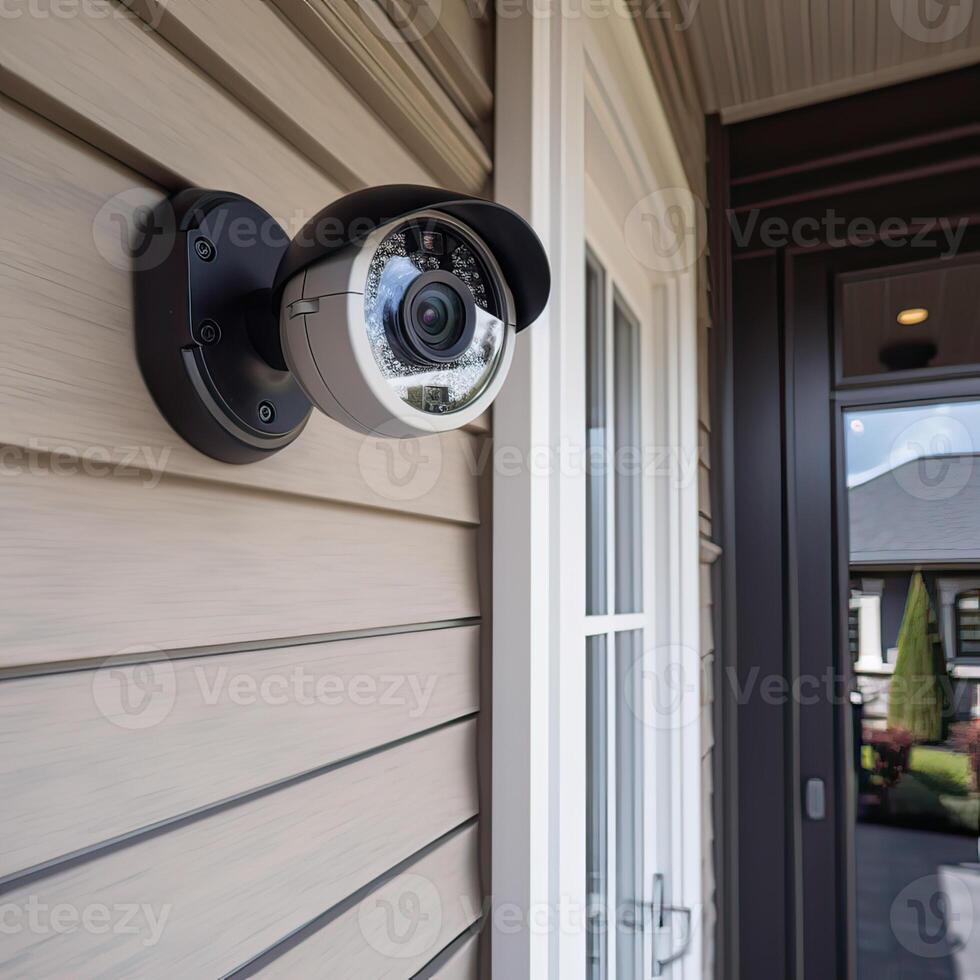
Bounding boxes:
[410,282,466,352]
[364,218,513,416]
[390,271,476,366]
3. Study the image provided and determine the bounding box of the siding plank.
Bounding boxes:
[0,464,479,669]
[0,722,479,979]
[252,825,481,977]
[382,0,494,127]
[0,9,491,980]
[130,0,433,191]
[0,4,340,227]
[0,626,479,880]
[0,95,481,524]
[425,933,480,979]
[271,0,491,192]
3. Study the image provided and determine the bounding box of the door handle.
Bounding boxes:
[651,873,692,977]
[805,777,826,821]
[623,874,693,976]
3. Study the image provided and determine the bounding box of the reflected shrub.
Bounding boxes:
[864,727,914,789]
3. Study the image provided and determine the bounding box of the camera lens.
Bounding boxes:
[412,283,465,351]
[387,271,477,366]
[366,220,515,420]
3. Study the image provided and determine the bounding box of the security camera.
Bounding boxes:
[134,186,549,463]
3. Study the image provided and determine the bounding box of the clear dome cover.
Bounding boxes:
[363,224,509,416]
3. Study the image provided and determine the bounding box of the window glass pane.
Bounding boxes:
[586,258,607,615]
[848,589,862,661]
[615,629,644,975]
[844,399,980,978]
[956,591,980,656]
[614,300,643,613]
[586,634,608,980]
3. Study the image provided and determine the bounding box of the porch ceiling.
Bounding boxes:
[678,0,980,121]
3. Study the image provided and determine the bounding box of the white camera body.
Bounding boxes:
[279,211,517,437]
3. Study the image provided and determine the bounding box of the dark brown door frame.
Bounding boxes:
[707,65,980,980]
[793,238,980,980]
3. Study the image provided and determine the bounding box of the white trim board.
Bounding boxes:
[492,6,703,977]
[491,5,586,979]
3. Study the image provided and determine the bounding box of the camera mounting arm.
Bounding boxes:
[134,189,312,464]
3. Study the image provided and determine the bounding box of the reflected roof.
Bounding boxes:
[849,454,980,567]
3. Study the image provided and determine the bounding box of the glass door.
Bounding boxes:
[842,398,980,977]
[585,253,687,979]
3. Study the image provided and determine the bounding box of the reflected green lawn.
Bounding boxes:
[861,744,979,834]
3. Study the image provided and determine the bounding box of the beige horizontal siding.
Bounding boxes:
[271,0,491,192]
[0,721,478,978]
[0,94,482,524]
[381,0,494,128]
[0,461,479,669]
[467,411,492,434]
[425,933,481,979]
[0,4,338,226]
[253,824,481,977]
[0,626,479,880]
[131,0,433,192]
[0,5,491,975]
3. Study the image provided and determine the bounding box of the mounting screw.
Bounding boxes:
[198,319,220,345]
[194,237,216,262]
[257,401,276,425]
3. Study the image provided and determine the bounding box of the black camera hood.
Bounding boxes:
[271,184,551,332]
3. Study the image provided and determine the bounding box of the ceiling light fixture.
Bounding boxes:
[897,308,929,326]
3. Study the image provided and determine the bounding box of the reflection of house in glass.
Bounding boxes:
[849,454,980,726]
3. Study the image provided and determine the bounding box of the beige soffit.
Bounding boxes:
[672,0,980,122]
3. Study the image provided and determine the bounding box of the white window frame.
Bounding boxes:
[491,7,702,979]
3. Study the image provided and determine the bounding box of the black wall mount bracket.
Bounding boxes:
[134,189,312,464]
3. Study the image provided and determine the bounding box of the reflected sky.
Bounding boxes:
[845,400,980,487]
